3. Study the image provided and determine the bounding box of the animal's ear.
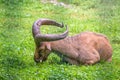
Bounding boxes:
[45,44,51,51]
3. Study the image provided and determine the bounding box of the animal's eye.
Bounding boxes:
[38,50,42,56]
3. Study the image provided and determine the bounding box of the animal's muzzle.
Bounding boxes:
[34,58,42,63]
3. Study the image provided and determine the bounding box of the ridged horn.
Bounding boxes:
[32,18,68,45]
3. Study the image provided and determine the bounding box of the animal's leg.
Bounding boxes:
[86,49,100,65]
[78,48,100,65]
[106,57,112,62]
[62,56,79,65]
[84,60,96,65]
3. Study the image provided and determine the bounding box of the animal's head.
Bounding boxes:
[32,18,68,63]
[34,42,51,63]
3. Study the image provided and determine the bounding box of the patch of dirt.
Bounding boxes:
[41,0,72,8]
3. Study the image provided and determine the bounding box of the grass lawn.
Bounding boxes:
[0,0,120,80]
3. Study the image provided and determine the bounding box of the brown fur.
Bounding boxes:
[34,31,112,65]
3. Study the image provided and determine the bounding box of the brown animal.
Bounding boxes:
[32,18,112,65]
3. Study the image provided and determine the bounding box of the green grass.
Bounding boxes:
[0,0,120,80]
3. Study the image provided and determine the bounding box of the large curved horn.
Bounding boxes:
[32,18,68,44]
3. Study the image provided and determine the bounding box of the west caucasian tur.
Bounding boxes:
[32,18,112,65]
